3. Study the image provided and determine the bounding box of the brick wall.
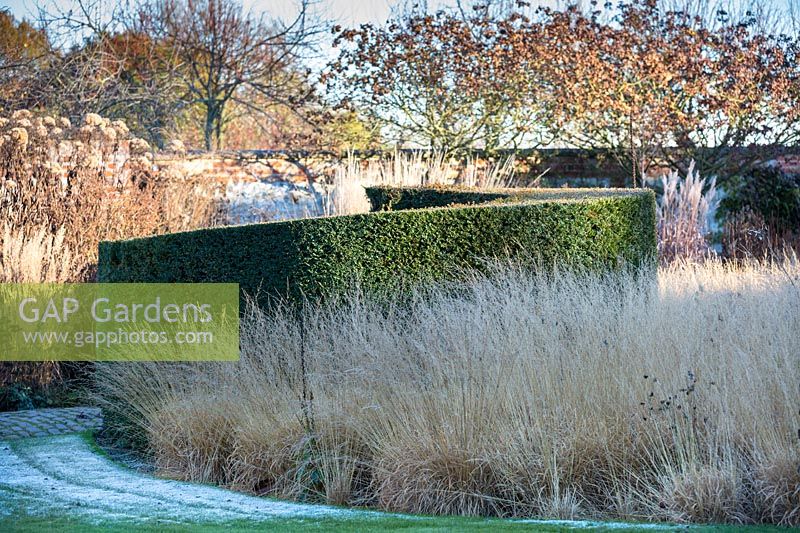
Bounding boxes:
[153,149,634,188]
[155,147,800,189]
[154,151,338,185]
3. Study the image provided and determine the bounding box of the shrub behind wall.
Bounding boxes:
[98,187,656,304]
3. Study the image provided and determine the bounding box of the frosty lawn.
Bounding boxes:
[0,433,786,532]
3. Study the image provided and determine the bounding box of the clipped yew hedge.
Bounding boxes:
[98,186,656,304]
[365,185,646,211]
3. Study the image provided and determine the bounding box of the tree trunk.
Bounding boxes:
[204,103,215,151]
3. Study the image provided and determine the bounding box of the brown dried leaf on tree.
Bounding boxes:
[327,1,799,179]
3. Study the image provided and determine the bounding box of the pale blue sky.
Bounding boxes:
[2,0,795,48]
[4,0,794,27]
[0,0,494,68]
[3,0,424,25]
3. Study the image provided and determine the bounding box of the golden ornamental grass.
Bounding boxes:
[94,258,800,526]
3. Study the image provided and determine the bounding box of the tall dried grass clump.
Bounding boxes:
[657,162,719,264]
[0,224,80,282]
[328,151,518,215]
[94,259,800,526]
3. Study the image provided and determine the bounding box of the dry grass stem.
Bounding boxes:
[94,259,800,526]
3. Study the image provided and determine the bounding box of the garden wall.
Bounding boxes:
[153,147,800,189]
[154,149,632,188]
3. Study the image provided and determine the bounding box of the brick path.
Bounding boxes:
[0,406,102,440]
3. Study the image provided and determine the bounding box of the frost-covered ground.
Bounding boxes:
[0,434,768,532]
[224,180,332,224]
[0,434,381,526]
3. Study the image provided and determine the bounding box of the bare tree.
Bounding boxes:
[138,0,322,150]
[26,0,185,145]
[26,0,322,148]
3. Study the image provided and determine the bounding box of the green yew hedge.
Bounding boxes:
[98,186,656,304]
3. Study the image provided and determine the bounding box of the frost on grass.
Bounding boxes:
[0,434,378,525]
[0,435,705,530]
